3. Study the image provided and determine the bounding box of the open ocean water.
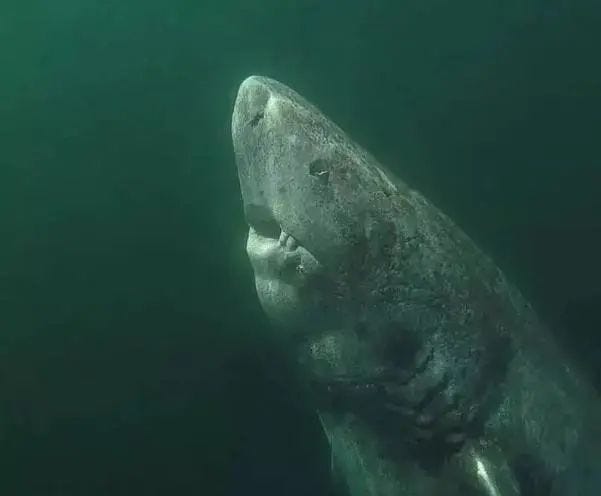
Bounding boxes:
[1,1,600,494]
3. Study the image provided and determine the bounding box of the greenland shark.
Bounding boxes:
[231,75,601,496]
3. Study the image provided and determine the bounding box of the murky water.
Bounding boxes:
[1,1,599,494]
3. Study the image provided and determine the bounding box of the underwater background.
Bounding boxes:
[1,1,600,494]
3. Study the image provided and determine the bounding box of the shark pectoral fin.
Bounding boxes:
[444,440,521,496]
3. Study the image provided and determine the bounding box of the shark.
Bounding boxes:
[231,75,601,496]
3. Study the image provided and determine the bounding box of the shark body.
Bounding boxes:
[231,75,601,496]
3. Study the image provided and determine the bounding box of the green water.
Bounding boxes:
[1,1,600,494]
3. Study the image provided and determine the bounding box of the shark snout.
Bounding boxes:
[232,75,373,273]
[232,75,273,137]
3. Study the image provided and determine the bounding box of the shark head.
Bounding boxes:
[231,75,417,335]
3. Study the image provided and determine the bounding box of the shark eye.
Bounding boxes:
[308,158,330,184]
[245,204,281,239]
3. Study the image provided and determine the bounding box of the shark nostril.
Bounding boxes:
[249,111,264,128]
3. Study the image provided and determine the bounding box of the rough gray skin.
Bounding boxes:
[231,75,601,496]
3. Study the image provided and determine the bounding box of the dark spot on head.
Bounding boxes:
[368,219,397,257]
[249,111,264,128]
[278,185,287,194]
[308,158,330,184]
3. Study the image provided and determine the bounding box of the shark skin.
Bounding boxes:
[231,75,601,496]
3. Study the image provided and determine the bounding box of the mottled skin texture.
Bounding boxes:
[231,75,601,496]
